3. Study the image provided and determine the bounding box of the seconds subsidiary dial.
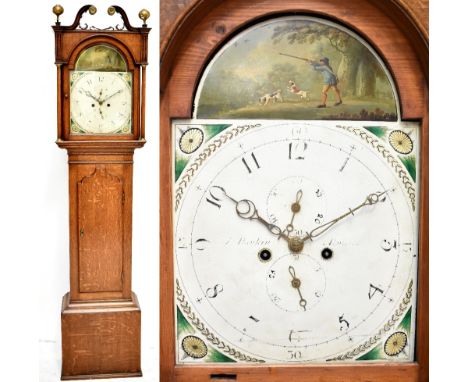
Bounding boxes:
[174,121,418,363]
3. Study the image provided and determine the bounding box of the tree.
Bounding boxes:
[266,63,301,92]
[272,21,386,97]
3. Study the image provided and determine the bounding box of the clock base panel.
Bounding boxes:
[173,363,420,382]
[61,371,142,381]
[61,292,141,380]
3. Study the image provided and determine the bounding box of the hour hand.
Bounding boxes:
[82,89,100,103]
[216,186,289,241]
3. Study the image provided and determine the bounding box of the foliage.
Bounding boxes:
[364,126,388,139]
[204,124,232,140]
[399,308,412,333]
[399,155,416,182]
[356,345,382,361]
[267,63,301,91]
[177,307,194,337]
[272,21,351,54]
[175,157,189,181]
[200,100,397,121]
[207,348,237,363]
[196,19,396,119]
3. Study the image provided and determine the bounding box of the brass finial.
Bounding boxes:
[138,9,150,26]
[107,6,116,16]
[52,4,64,24]
[88,5,97,15]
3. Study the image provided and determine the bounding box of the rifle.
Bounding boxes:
[279,52,316,63]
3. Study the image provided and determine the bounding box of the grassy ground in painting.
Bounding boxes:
[198,98,397,121]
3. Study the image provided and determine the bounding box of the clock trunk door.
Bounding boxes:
[77,166,124,297]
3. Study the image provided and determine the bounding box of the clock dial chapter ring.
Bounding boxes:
[175,123,416,363]
[70,71,132,134]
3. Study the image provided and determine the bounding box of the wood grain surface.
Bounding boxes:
[54,6,150,378]
[61,293,142,379]
[160,0,428,55]
[160,1,428,381]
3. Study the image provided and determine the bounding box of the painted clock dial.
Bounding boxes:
[70,71,132,134]
[174,121,419,364]
[69,44,132,135]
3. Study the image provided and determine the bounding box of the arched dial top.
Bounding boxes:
[75,44,127,72]
[69,44,132,135]
[194,16,399,121]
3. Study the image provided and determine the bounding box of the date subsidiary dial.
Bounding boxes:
[266,254,326,312]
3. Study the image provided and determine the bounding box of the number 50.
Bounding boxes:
[288,350,302,359]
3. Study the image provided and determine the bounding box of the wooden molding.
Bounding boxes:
[160,1,428,381]
[61,292,142,379]
[56,139,146,154]
[160,0,428,57]
[54,5,150,378]
[160,0,427,120]
[173,363,420,382]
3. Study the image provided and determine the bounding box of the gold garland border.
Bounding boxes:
[336,125,416,211]
[175,124,416,212]
[175,123,260,211]
[176,279,266,363]
[326,280,413,361]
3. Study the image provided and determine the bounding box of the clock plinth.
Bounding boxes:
[61,293,141,380]
[52,5,150,379]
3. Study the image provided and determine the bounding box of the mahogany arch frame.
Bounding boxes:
[160,1,428,381]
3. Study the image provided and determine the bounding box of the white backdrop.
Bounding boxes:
[0,1,159,381]
[0,1,467,381]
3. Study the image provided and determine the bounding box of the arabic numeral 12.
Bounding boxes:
[288,142,307,160]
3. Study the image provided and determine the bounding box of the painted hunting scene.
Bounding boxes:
[194,17,398,121]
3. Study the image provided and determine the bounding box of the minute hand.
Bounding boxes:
[101,89,123,103]
[305,191,387,240]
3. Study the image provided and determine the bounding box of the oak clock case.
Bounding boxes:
[161,1,428,381]
[52,5,150,380]
[63,40,140,141]
[170,14,421,369]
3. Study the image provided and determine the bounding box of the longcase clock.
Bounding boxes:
[160,1,428,382]
[52,4,150,379]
